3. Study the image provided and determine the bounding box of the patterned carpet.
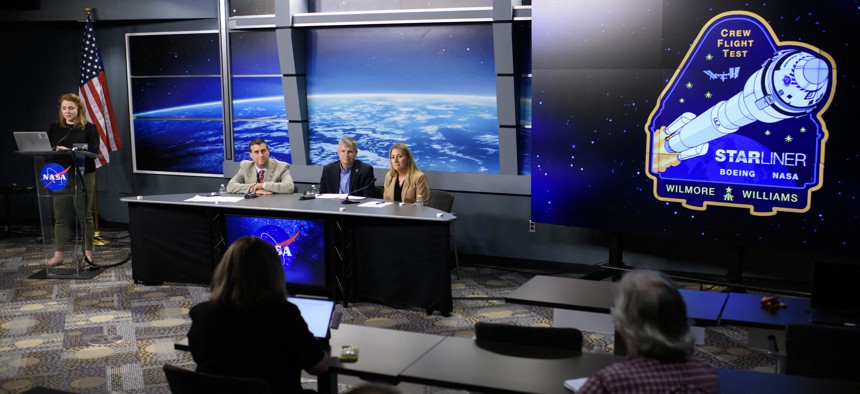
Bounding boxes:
[0,228,779,393]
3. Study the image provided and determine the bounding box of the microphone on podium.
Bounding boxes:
[342,178,376,205]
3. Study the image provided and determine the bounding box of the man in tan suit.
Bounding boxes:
[227,138,295,195]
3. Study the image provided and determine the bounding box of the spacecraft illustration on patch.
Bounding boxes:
[645,11,836,216]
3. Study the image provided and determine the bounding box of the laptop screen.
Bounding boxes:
[288,297,335,339]
[14,131,53,152]
[811,262,860,311]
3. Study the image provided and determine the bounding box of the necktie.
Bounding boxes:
[258,169,265,183]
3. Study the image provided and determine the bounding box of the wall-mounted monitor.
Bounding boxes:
[305,24,499,174]
[224,214,328,292]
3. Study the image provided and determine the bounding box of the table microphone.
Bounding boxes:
[342,178,376,205]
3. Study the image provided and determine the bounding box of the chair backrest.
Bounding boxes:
[163,364,273,394]
[785,323,860,382]
[474,322,583,352]
[428,189,454,213]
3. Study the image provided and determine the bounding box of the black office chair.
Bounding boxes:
[427,189,460,278]
[162,364,273,394]
[785,323,860,382]
[474,322,583,353]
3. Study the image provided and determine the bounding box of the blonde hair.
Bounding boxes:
[386,143,420,182]
[57,93,88,129]
[210,237,288,307]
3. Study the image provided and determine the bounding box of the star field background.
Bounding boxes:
[531,0,860,257]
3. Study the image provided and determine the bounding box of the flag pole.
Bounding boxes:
[84,6,110,247]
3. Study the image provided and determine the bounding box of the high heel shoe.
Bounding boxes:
[83,250,95,265]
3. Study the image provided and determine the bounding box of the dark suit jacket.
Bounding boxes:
[318,159,379,198]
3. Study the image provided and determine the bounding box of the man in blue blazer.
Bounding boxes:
[227,138,295,195]
[318,136,378,198]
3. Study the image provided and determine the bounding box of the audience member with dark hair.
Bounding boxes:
[577,270,719,394]
[187,236,328,393]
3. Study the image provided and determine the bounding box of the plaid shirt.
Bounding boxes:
[577,356,719,394]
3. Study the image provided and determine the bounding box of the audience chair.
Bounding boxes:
[474,321,583,352]
[785,323,860,382]
[427,189,460,278]
[163,364,273,394]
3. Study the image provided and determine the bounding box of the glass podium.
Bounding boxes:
[17,150,102,279]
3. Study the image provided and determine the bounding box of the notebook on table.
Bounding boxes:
[288,296,338,339]
[809,262,860,327]
[13,131,53,152]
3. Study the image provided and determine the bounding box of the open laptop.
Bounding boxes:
[809,262,860,327]
[13,131,53,152]
[288,296,339,339]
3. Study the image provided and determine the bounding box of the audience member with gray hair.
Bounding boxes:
[577,270,719,393]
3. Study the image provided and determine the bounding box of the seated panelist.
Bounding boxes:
[227,138,295,195]
[383,143,429,205]
[319,136,378,197]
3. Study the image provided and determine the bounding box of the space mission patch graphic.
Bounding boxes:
[646,11,835,216]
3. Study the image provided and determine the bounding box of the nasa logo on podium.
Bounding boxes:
[40,163,71,192]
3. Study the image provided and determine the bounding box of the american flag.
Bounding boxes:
[78,14,122,167]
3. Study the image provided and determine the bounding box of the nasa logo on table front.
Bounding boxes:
[255,224,300,268]
[40,163,71,191]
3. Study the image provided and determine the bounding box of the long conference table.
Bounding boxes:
[327,325,860,394]
[505,275,814,362]
[175,324,860,394]
[505,275,729,355]
[122,193,456,314]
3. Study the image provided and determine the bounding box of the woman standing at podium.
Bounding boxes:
[46,93,99,267]
[383,143,429,205]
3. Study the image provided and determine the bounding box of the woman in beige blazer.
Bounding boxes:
[383,143,430,205]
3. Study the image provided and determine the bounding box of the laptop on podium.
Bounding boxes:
[13,131,53,152]
[809,262,860,327]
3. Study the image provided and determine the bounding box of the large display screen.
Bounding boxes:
[531,0,859,257]
[127,32,225,176]
[305,24,499,173]
[224,215,327,290]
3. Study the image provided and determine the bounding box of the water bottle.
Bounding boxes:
[415,194,424,206]
[218,184,227,195]
[307,184,318,196]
